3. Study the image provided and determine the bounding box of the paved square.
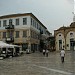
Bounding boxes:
[0,51,75,75]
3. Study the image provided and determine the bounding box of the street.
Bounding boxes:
[0,51,75,75]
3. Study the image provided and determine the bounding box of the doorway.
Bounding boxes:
[59,40,62,50]
[70,39,74,50]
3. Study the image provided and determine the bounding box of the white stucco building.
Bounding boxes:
[0,13,51,52]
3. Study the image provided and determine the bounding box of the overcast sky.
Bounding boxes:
[0,0,74,34]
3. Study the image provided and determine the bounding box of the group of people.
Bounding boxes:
[43,49,49,57]
[43,48,65,63]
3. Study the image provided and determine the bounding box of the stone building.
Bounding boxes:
[54,22,75,51]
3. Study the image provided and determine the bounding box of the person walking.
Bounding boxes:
[60,49,65,63]
[43,49,45,56]
[46,49,49,57]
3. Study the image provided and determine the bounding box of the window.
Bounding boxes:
[23,18,27,25]
[37,23,38,29]
[15,31,19,38]
[3,32,6,38]
[59,34,61,36]
[16,18,19,25]
[31,31,34,38]
[35,22,36,28]
[31,31,32,38]
[67,44,69,47]
[33,32,35,38]
[9,19,13,25]
[70,33,73,37]
[3,20,7,27]
[22,43,28,50]
[31,18,32,25]
[23,31,27,37]
[33,20,34,27]
[0,21,1,27]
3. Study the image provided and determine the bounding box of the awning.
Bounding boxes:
[0,41,16,48]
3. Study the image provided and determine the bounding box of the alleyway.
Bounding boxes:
[0,51,75,75]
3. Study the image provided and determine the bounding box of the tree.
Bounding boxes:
[48,36,55,51]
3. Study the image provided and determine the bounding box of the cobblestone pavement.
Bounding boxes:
[0,51,75,75]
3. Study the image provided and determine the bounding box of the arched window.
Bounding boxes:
[70,33,73,37]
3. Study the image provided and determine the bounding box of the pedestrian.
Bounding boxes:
[43,49,45,56]
[46,49,49,57]
[60,49,65,63]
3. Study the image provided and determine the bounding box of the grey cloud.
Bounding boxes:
[0,0,73,34]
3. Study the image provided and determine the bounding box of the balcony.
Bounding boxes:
[6,37,14,43]
[5,25,14,29]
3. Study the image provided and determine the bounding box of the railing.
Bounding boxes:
[6,37,14,42]
[5,25,14,29]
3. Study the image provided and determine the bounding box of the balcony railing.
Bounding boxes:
[6,37,14,43]
[5,25,14,29]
